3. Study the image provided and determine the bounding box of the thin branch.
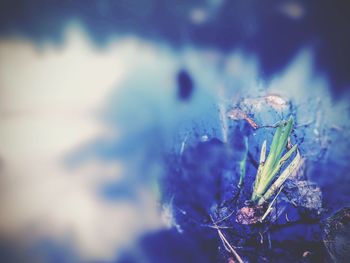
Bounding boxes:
[212,209,236,224]
[210,215,244,263]
[260,185,284,222]
[201,224,233,229]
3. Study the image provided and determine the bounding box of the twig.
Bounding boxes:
[296,120,313,128]
[201,224,233,229]
[213,209,236,224]
[260,186,284,222]
[248,152,259,169]
[180,136,188,155]
[285,213,290,222]
[267,232,272,250]
[210,215,244,263]
[259,232,264,244]
[256,121,283,130]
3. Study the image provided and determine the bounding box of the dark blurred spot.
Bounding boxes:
[176,69,194,101]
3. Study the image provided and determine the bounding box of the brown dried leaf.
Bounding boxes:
[236,205,264,225]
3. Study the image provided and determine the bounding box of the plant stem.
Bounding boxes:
[238,136,248,188]
[258,151,302,206]
[252,117,295,203]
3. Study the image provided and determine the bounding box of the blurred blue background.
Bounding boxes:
[0,0,349,262]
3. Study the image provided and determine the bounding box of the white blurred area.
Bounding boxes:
[0,24,168,261]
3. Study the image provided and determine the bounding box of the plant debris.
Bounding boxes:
[283,180,323,216]
[227,108,258,129]
[322,207,350,263]
[236,205,265,225]
[156,99,333,262]
[249,117,301,207]
[211,215,244,263]
[264,94,289,109]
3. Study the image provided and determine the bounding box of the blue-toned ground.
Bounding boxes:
[0,2,350,263]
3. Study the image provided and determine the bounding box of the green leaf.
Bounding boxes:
[267,143,298,182]
[238,136,248,188]
[251,116,298,204]
[252,140,267,200]
[258,150,302,205]
[271,116,293,169]
[263,124,283,174]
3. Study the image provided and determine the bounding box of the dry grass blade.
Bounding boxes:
[252,140,267,199]
[210,216,244,263]
[258,151,302,206]
[260,185,284,221]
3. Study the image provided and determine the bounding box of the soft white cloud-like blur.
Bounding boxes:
[0,24,167,261]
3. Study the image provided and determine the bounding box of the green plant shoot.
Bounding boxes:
[251,116,300,204]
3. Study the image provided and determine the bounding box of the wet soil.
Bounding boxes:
[155,122,328,262]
